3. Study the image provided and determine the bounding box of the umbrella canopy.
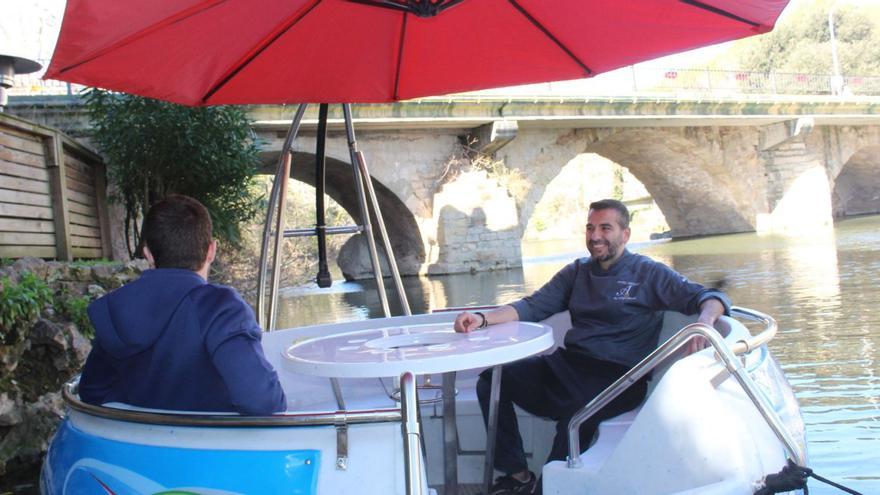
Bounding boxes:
[46,0,790,105]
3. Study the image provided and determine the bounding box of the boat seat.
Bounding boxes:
[579,407,641,472]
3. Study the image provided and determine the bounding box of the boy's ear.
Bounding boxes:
[206,239,217,264]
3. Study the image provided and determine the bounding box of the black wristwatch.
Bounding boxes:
[474,311,489,329]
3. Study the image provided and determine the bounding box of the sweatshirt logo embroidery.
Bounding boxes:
[614,281,639,301]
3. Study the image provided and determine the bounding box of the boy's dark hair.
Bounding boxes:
[143,195,212,270]
[589,199,631,229]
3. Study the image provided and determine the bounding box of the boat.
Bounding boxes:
[41,305,806,495]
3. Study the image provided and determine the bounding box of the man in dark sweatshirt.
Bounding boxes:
[454,199,730,495]
[79,194,286,415]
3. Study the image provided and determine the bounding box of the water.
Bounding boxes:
[277,215,880,494]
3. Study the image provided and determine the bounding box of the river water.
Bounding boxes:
[277,214,880,494]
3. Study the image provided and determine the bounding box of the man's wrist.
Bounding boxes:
[474,311,489,329]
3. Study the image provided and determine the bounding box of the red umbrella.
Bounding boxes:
[46,0,790,105]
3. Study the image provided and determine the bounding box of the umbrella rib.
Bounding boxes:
[200,0,323,104]
[679,0,761,28]
[506,0,592,76]
[393,12,408,101]
[56,0,228,75]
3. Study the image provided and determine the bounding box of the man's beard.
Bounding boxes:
[588,240,620,262]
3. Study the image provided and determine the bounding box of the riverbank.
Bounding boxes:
[0,258,148,492]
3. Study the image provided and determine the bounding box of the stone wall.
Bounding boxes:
[0,257,147,482]
[428,170,522,274]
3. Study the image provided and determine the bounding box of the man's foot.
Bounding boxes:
[488,471,537,495]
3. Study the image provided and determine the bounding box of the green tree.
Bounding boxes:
[731,0,880,75]
[84,89,263,256]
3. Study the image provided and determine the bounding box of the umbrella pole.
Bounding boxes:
[342,103,392,318]
[315,104,332,288]
[258,104,308,330]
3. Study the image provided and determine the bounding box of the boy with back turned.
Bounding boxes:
[79,194,286,415]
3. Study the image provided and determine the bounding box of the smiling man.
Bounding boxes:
[454,199,729,495]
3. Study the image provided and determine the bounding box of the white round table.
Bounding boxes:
[284,320,554,495]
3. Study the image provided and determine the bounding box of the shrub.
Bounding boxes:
[0,272,54,345]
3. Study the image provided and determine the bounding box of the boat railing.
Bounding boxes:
[566,306,806,468]
[61,378,401,428]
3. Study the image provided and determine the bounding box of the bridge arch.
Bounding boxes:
[510,127,761,241]
[586,128,759,238]
[258,151,425,277]
[831,145,880,217]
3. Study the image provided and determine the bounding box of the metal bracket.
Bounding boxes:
[336,423,349,470]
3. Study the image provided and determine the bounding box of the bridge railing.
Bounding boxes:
[9,61,880,99]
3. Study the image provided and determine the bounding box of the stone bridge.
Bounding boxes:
[10,95,880,275]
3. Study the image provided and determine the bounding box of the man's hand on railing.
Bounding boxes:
[686,298,726,354]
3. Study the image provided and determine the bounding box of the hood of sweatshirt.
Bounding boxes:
[86,268,206,359]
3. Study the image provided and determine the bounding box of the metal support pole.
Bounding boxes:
[483,364,503,495]
[342,104,391,317]
[315,103,332,288]
[354,150,411,315]
[267,151,293,332]
[400,372,424,495]
[566,323,806,468]
[442,372,458,495]
[258,104,307,330]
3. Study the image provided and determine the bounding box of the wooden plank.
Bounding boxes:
[0,115,54,139]
[0,245,56,258]
[0,174,50,195]
[65,176,96,196]
[0,202,53,220]
[67,200,98,217]
[92,161,113,257]
[0,146,45,168]
[0,232,56,246]
[0,188,52,207]
[0,132,45,155]
[63,154,94,176]
[71,247,102,259]
[0,218,54,234]
[65,166,94,187]
[70,224,100,238]
[44,132,72,261]
[0,160,50,181]
[70,211,99,228]
[67,188,97,207]
[71,235,103,248]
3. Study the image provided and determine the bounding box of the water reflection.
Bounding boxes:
[277,215,880,493]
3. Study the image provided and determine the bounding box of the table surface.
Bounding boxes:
[283,321,554,378]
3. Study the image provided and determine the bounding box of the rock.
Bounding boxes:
[11,258,47,278]
[0,341,28,374]
[0,392,64,477]
[69,265,93,282]
[66,324,92,368]
[87,284,106,299]
[91,264,121,288]
[29,319,70,371]
[0,393,22,426]
[337,234,391,281]
[124,258,150,273]
[29,320,68,353]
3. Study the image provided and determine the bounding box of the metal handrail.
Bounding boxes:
[566,306,805,468]
[61,378,401,428]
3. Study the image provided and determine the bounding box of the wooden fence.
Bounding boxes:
[0,112,110,260]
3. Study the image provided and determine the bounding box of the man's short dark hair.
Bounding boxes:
[143,195,212,270]
[589,199,630,229]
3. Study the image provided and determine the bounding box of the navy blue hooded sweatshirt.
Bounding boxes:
[79,268,286,415]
